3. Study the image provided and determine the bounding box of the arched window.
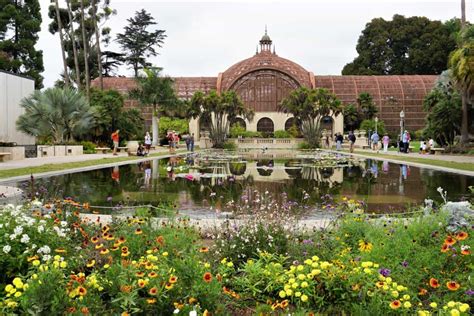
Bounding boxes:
[320,116,333,132]
[230,117,246,129]
[257,117,274,134]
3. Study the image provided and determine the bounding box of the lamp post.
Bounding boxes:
[399,110,405,140]
[374,116,379,134]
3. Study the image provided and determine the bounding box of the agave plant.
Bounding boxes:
[16,88,95,144]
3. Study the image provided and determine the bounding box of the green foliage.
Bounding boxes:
[222,141,237,150]
[422,75,462,146]
[343,103,361,131]
[117,108,145,142]
[159,117,188,137]
[80,141,97,153]
[228,124,263,138]
[287,124,301,138]
[297,141,313,149]
[116,9,166,77]
[357,92,378,120]
[360,119,386,136]
[0,0,44,88]
[280,87,341,148]
[342,15,459,75]
[273,130,291,138]
[16,88,95,144]
[188,90,254,148]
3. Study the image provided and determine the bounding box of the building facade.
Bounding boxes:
[0,71,35,145]
[95,30,438,139]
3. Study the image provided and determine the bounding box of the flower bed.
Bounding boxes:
[0,196,472,315]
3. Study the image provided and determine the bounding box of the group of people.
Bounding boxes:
[369,132,390,153]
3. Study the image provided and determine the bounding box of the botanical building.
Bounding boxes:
[95,30,437,138]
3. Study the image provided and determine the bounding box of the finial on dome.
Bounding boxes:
[273,44,276,54]
[259,26,272,52]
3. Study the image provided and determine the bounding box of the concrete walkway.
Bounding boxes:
[0,147,173,170]
[356,148,474,164]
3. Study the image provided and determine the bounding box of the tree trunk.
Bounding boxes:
[55,0,70,88]
[461,0,466,29]
[152,105,159,146]
[66,0,81,89]
[91,0,103,90]
[80,0,90,100]
[461,92,469,144]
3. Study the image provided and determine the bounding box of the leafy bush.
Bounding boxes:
[274,130,291,138]
[223,141,237,150]
[159,117,189,138]
[229,125,262,138]
[80,141,97,154]
[297,141,315,149]
[360,119,387,136]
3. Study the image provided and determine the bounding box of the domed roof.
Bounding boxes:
[260,33,271,42]
[220,51,312,91]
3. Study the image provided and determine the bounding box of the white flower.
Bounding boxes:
[37,245,51,254]
[14,226,23,235]
[3,245,11,254]
[43,254,51,261]
[31,200,42,207]
[60,221,67,228]
[9,234,16,240]
[461,245,470,251]
[0,224,3,229]
[189,311,197,316]
[20,234,30,243]
[37,226,44,233]
[173,309,180,314]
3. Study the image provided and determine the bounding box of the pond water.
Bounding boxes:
[3,150,473,217]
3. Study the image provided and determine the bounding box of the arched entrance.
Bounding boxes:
[257,117,274,135]
[230,117,246,129]
[320,116,333,133]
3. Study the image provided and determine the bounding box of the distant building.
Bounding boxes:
[93,30,437,139]
[0,71,35,145]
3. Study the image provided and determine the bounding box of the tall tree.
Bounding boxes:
[80,0,90,100]
[91,0,103,89]
[357,92,378,120]
[117,9,166,77]
[280,87,342,148]
[130,67,179,146]
[0,0,44,88]
[66,0,81,89]
[54,0,70,88]
[342,15,459,75]
[16,88,95,144]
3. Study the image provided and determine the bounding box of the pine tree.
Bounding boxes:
[0,0,44,88]
[117,9,166,77]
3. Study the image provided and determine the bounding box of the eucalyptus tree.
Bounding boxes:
[66,0,81,88]
[188,90,254,148]
[53,0,70,88]
[280,87,342,148]
[16,88,95,144]
[130,67,179,146]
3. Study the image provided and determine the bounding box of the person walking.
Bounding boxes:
[402,131,409,154]
[335,133,343,151]
[185,134,191,151]
[111,130,119,155]
[370,131,380,152]
[190,133,195,152]
[348,131,356,153]
[167,132,174,154]
[382,134,390,153]
[144,132,152,155]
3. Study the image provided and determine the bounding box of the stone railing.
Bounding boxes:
[233,138,304,149]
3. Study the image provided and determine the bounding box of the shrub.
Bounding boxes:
[80,141,97,154]
[274,130,291,138]
[229,125,246,138]
[360,119,386,137]
[223,141,237,150]
[297,141,315,149]
[159,117,189,137]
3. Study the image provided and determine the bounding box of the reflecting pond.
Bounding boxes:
[4,150,473,216]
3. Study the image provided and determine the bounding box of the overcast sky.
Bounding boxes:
[37,0,472,88]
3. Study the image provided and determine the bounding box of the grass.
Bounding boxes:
[353,150,474,172]
[0,150,186,180]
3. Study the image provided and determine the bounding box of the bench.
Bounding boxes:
[362,145,370,149]
[0,153,11,162]
[95,147,110,154]
[117,147,128,152]
[431,148,445,155]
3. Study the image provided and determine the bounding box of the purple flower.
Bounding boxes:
[106,196,112,202]
[465,289,474,295]
[302,239,313,245]
[378,268,391,277]
[401,260,409,268]
[293,260,300,266]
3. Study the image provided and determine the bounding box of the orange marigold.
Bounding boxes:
[456,231,468,241]
[429,278,440,288]
[446,281,460,291]
[203,272,212,283]
[444,236,456,246]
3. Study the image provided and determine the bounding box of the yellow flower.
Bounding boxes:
[12,278,23,289]
[430,302,437,308]
[32,260,40,266]
[288,278,295,284]
[311,255,319,261]
[285,289,293,296]
[358,240,373,252]
[304,259,313,265]
[403,294,410,300]
[312,269,321,276]
[301,281,308,288]
[459,304,469,313]
[5,284,14,293]
[279,290,286,298]
[391,290,399,298]
[162,252,169,257]
[227,262,234,268]
[297,274,305,280]
[361,261,373,268]
[297,265,304,271]
[404,301,412,308]
[363,268,372,274]
[447,301,456,308]
[60,261,67,268]
[301,294,308,302]
[14,291,22,298]
[204,262,211,268]
[418,310,430,316]
[450,309,460,316]
[291,282,299,289]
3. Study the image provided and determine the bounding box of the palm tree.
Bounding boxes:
[280,87,342,148]
[130,67,179,146]
[449,28,474,145]
[188,90,254,148]
[16,88,95,144]
[54,0,70,88]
